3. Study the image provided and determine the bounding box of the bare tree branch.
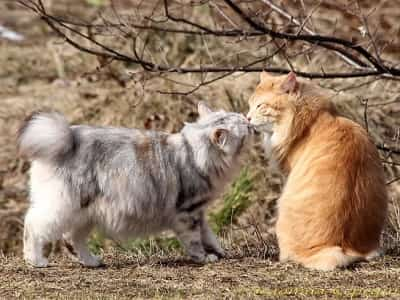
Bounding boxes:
[223,0,400,76]
[14,0,400,158]
[17,0,400,79]
[259,0,368,69]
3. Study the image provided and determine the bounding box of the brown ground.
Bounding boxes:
[1,1,400,299]
[1,254,400,299]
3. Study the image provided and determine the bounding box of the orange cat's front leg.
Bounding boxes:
[275,217,294,263]
[278,247,291,263]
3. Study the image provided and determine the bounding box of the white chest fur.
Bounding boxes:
[263,132,280,172]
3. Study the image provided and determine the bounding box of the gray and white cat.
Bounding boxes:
[18,102,253,268]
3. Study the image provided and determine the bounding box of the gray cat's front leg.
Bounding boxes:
[200,212,225,258]
[173,212,218,264]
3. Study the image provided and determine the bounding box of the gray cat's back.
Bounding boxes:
[58,125,178,216]
[67,125,174,168]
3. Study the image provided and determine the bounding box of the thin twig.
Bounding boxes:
[16,0,400,79]
[386,176,400,185]
[223,0,399,75]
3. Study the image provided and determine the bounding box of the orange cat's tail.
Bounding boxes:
[300,247,365,271]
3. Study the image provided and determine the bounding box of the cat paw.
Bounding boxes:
[80,255,103,268]
[279,255,290,263]
[365,249,382,261]
[25,256,49,268]
[189,253,206,264]
[190,253,219,264]
[205,246,225,258]
[204,253,219,263]
[190,253,219,265]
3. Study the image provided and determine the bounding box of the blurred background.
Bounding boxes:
[0,0,399,258]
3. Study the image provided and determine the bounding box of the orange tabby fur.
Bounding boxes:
[247,72,388,271]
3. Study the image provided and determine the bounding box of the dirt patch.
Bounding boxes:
[1,253,400,299]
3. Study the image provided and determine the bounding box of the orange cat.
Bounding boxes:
[247,72,388,271]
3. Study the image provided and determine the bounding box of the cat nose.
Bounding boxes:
[247,115,252,122]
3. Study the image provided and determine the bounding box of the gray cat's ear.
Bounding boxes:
[198,101,213,117]
[211,128,229,148]
[280,72,298,94]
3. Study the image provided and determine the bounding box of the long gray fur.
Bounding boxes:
[18,102,253,267]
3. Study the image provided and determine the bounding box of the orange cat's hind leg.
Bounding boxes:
[300,247,363,271]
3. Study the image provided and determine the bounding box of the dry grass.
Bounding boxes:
[0,0,399,298]
[1,253,400,299]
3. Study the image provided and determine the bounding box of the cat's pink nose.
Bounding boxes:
[247,116,252,122]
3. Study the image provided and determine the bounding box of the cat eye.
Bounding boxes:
[256,103,263,109]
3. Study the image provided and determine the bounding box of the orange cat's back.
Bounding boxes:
[330,116,387,253]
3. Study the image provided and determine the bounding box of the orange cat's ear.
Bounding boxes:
[211,128,229,148]
[281,72,299,94]
[198,101,213,117]
[260,71,272,82]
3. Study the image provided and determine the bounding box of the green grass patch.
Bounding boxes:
[88,231,182,257]
[116,237,182,256]
[85,0,107,6]
[211,169,253,234]
[87,231,106,255]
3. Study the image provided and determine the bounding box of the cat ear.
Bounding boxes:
[198,101,213,117]
[281,72,299,93]
[260,71,272,82]
[211,128,229,148]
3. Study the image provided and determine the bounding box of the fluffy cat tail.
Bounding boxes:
[301,246,364,271]
[17,111,75,161]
